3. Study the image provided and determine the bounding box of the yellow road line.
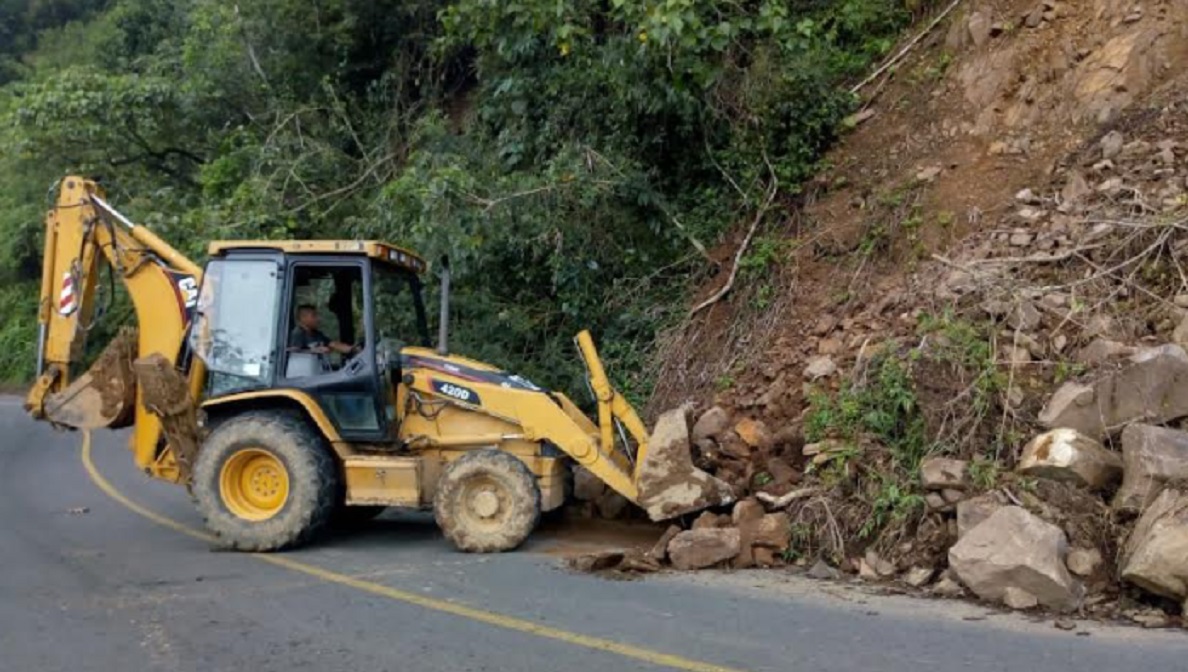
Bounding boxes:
[80,432,746,672]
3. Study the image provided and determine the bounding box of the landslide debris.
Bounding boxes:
[567,0,1188,629]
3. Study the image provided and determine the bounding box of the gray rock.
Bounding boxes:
[691,406,731,443]
[1017,428,1123,490]
[949,506,1082,612]
[967,11,991,47]
[1003,587,1039,610]
[804,356,838,380]
[921,457,969,490]
[1121,489,1188,600]
[1101,131,1124,160]
[807,559,841,580]
[667,528,741,570]
[957,492,1006,539]
[1039,345,1188,438]
[1113,424,1188,514]
[1073,338,1135,366]
[903,566,936,588]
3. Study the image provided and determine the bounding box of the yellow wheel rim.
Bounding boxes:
[219,448,290,521]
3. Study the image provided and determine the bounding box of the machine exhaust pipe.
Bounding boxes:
[437,256,450,356]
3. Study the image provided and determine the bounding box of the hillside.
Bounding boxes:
[620,0,1188,624]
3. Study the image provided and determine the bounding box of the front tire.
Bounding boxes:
[434,450,541,553]
[192,411,337,551]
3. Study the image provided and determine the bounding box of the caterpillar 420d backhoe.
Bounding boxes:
[25,177,732,552]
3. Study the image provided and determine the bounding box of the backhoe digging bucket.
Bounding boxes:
[574,331,734,521]
[41,327,138,430]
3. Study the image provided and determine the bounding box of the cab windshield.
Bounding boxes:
[372,264,431,352]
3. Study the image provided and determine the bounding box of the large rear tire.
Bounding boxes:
[192,411,337,551]
[434,450,541,553]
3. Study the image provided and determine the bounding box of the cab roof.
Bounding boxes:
[207,240,426,273]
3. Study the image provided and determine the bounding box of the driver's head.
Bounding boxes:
[296,304,320,329]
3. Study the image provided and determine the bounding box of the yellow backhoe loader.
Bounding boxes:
[25,177,732,552]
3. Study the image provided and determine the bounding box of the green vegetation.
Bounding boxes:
[0,0,928,394]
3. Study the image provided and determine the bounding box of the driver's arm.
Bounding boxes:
[328,340,356,355]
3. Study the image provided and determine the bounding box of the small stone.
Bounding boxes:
[1008,231,1034,246]
[734,418,772,449]
[1054,619,1077,631]
[573,466,607,502]
[804,356,838,380]
[1101,131,1124,160]
[932,575,966,597]
[864,549,896,577]
[1015,188,1041,204]
[942,488,965,504]
[967,11,991,47]
[921,457,969,490]
[807,559,841,580]
[817,337,843,355]
[1017,428,1123,490]
[731,498,765,525]
[1004,587,1040,610]
[1066,547,1103,577]
[903,567,936,588]
[916,166,942,182]
[926,492,950,512]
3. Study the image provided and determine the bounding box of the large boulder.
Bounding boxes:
[956,492,1007,539]
[948,506,1082,611]
[1113,424,1188,514]
[636,408,736,520]
[1120,489,1188,600]
[667,528,741,570]
[1017,428,1123,490]
[1039,345,1188,437]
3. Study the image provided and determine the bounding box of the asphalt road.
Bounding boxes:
[2,400,1186,672]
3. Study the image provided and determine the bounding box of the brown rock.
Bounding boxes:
[957,493,1005,539]
[1039,345,1188,438]
[636,408,736,521]
[647,524,682,562]
[765,458,800,488]
[967,11,991,47]
[1066,547,1103,578]
[932,574,965,597]
[734,418,773,450]
[949,506,1082,611]
[691,406,732,442]
[1121,489,1188,600]
[751,512,791,550]
[692,511,730,530]
[668,528,741,570]
[731,498,765,525]
[921,457,969,490]
[1017,429,1123,490]
[1113,424,1188,514]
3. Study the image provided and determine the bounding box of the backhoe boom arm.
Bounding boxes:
[25,177,203,479]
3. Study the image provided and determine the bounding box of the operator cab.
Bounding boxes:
[189,240,431,442]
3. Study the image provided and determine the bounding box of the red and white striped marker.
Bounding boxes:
[58,272,78,316]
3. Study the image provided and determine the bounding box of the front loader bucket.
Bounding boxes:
[573,331,734,521]
[40,327,138,430]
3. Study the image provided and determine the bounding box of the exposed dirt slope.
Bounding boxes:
[652,0,1188,424]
